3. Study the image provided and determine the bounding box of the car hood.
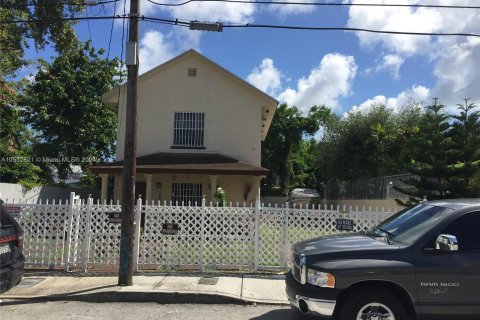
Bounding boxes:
[292,233,400,259]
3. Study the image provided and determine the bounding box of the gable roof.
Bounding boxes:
[102,49,278,139]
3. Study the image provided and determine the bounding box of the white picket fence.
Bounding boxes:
[4,193,398,273]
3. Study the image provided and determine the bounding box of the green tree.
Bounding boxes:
[0,1,82,77]
[395,100,456,205]
[290,139,319,189]
[449,99,480,197]
[22,41,120,183]
[0,79,41,188]
[262,103,334,195]
[317,104,421,183]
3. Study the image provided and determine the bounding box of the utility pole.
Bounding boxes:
[118,0,140,286]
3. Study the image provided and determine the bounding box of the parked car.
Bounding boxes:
[286,199,480,320]
[288,188,321,207]
[0,201,25,294]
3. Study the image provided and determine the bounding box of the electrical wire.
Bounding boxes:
[0,15,127,24]
[223,23,480,37]
[106,0,118,59]
[2,15,479,38]
[0,0,121,7]
[145,0,480,10]
[143,16,480,38]
[86,7,93,41]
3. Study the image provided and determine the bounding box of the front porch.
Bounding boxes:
[91,152,268,205]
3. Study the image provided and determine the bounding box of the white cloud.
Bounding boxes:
[168,2,255,23]
[432,37,480,107]
[117,0,255,24]
[350,85,430,115]
[278,53,358,112]
[267,0,316,15]
[376,54,404,79]
[138,29,201,74]
[346,0,480,104]
[139,30,176,74]
[346,0,441,56]
[247,58,282,96]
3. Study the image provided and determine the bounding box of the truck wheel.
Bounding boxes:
[339,289,408,320]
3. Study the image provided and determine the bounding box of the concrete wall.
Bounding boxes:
[112,52,276,166]
[0,182,100,203]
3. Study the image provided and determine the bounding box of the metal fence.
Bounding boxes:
[4,193,398,273]
[324,174,412,200]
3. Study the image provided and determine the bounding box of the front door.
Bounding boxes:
[414,211,480,317]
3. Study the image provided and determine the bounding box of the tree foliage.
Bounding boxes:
[262,99,479,203]
[394,100,456,205]
[448,99,480,198]
[0,1,83,77]
[22,41,121,182]
[317,104,424,183]
[0,79,41,188]
[262,103,334,195]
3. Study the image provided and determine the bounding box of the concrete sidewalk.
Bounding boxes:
[0,272,289,305]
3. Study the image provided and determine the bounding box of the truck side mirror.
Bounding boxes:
[435,234,458,252]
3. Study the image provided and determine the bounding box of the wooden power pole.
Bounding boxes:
[118,0,140,286]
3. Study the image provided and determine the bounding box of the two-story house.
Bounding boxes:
[91,50,278,205]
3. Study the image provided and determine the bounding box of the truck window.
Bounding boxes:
[440,212,480,252]
[372,204,453,245]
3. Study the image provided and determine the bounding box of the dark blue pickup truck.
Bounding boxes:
[286,199,480,320]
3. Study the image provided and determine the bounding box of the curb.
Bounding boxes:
[1,291,289,306]
[4,292,246,304]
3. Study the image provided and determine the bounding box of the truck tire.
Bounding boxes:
[338,288,409,320]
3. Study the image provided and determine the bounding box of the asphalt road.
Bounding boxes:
[0,301,303,320]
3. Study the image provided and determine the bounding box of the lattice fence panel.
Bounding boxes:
[139,204,203,270]
[258,207,287,269]
[7,202,70,269]
[7,199,398,272]
[202,207,255,271]
[85,203,122,271]
[350,207,394,232]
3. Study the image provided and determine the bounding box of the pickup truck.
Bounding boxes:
[286,199,480,320]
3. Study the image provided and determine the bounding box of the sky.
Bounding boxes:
[23,0,480,116]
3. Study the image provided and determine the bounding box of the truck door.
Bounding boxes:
[414,211,480,317]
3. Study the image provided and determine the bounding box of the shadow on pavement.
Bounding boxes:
[250,308,306,320]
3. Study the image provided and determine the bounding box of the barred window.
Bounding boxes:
[173,112,205,147]
[171,183,203,206]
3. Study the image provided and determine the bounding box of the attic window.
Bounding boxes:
[188,68,197,77]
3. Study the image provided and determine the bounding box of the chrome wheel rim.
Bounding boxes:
[356,302,395,320]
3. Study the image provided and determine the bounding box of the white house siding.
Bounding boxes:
[114,54,266,166]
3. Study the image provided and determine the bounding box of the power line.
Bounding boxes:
[0,15,127,24]
[223,23,480,37]
[143,17,480,38]
[145,0,480,10]
[2,15,479,38]
[107,0,118,59]
[0,0,120,7]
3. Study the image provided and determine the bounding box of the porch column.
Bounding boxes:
[100,174,108,202]
[209,175,218,204]
[144,174,153,204]
[252,176,262,202]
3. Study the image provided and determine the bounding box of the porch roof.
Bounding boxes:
[90,152,269,176]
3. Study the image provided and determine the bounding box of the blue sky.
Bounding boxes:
[24,0,480,115]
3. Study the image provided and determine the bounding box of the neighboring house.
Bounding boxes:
[91,50,278,205]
